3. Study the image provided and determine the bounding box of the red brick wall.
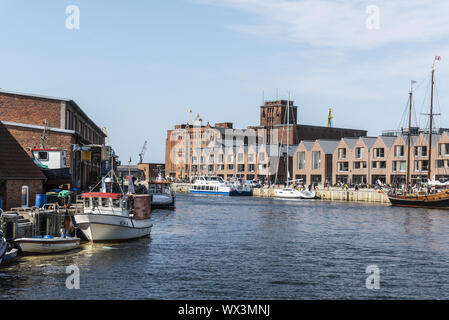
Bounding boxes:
[2,179,43,210]
[0,93,62,128]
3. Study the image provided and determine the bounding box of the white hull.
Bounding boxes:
[75,214,152,242]
[274,188,302,198]
[152,194,175,207]
[14,238,80,254]
[299,190,316,199]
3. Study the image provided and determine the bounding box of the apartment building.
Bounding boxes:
[292,132,449,186]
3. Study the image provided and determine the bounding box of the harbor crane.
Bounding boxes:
[138,140,148,164]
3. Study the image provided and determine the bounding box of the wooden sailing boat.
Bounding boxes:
[388,58,449,208]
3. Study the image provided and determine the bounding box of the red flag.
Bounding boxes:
[435,56,441,61]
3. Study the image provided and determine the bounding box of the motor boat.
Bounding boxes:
[14,235,80,254]
[75,192,152,242]
[190,176,251,196]
[147,173,175,209]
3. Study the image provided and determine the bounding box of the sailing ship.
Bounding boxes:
[273,93,316,199]
[388,57,449,208]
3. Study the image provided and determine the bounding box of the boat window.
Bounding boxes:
[112,198,121,208]
[101,198,111,207]
[92,198,99,208]
[84,198,90,207]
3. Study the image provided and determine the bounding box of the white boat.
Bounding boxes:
[147,174,175,208]
[190,176,252,196]
[14,236,80,254]
[74,192,152,242]
[274,187,302,198]
[299,189,317,199]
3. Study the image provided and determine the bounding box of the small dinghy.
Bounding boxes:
[299,189,317,199]
[14,235,80,254]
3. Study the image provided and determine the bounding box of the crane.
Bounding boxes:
[327,108,333,128]
[138,140,148,164]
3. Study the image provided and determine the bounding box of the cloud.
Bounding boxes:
[200,0,449,49]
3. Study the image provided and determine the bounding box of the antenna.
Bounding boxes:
[40,120,49,148]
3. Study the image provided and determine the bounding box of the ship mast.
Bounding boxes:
[427,64,436,182]
[286,92,290,186]
[406,82,413,189]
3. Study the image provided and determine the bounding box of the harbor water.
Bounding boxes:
[2,194,449,299]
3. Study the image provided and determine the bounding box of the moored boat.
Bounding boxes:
[147,173,176,208]
[387,57,449,208]
[190,176,251,196]
[14,235,80,254]
[75,192,152,241]
[274,187,302,199]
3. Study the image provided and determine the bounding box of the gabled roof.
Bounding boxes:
[379,136,396,149]
[316,139,340,154]
[342,138,359,150]
[0,121,46,180]
[301,140,315,151]
[360,137,378,148]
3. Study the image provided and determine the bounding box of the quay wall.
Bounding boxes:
[172,183,390,204]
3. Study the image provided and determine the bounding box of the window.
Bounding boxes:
[394,145,404,157]
[227,164,234,170]
[312,151,320,169]
[248,164,255,172]
[208,165,214,172]
[338,148,346,160]
[415,146,427,157]
[297,151,305,170]
[436,159,445,169]
[217,164,224,171]
[259,153,265,162]
[372,161,385,169]
[355,147,364,159]
[338,162,349,172]
[374,148,384,158]
[219,154,224,163]
[353,161,366,169]
[439,143,449,156]
[238,164,245,172]
[238,153,244,162]
[227,155,234,162]
[421,160,428,171]
[37,151,49,161]
[200,156,205,163]
[248,154,254,163]
[192,157,197,164]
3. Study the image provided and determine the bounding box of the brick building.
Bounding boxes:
[165,99,367,181]
[291,132,449,186]
[0,90,107,190]
[0,121,45,210]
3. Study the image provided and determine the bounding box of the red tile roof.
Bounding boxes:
[0,121,46,180]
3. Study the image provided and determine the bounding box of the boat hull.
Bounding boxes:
[14,238,80,254]
[151,194,175,208]
[388,193,449,208]
[274,189,302,199]
[74,214,152,242]
[0,249,19,265]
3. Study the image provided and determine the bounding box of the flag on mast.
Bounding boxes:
[435,56,441,61]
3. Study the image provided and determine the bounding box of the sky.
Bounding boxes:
[1,0,449,163]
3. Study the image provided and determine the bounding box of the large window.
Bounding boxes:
[297,151,305,170]
[338,162,349,172]
[353,161,366,169]
[312,151,320,169]
[374,148,384,158]
[414,146,427,157]
[355,147,364,159]
[338,148,346,160]
[438,143,449,156]
[394,145,404,157]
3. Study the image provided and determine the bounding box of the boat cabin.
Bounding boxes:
[32,149,67,169]
[148,181,172,195]
[81,192,151,220]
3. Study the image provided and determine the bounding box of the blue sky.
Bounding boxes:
[1,0,449,163]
